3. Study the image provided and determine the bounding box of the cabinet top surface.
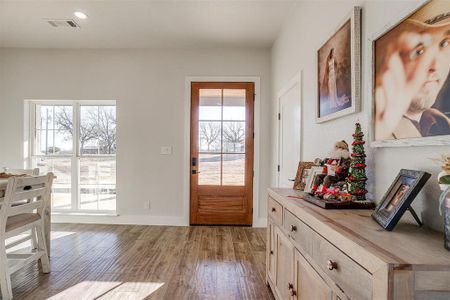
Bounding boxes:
[269,188,450,268]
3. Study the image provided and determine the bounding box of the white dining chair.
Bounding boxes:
[0,173,53,300]
[2,168,39,176]
[2,168,41,250]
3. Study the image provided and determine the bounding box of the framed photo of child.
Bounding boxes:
[316,6,361,123]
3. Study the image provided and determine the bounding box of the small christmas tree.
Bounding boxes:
[348,122,368,201]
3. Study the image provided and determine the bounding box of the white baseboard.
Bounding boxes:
[52,214,188,226]
[253,218,267,228]
[52,214,268,228]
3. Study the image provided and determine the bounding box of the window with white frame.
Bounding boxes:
[29,101,116,213]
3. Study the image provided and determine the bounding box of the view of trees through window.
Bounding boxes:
[32,102,116,212]
[198,89,247,186]
[199,122,245,152]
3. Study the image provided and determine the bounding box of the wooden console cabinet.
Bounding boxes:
[266,188,450,300]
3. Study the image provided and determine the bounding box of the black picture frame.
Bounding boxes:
[372,169,431,231]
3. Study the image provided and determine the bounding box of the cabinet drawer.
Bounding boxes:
[283,209,314,255]
[285,208,372,299]
[268,197,283,225]
[312,234,373,300]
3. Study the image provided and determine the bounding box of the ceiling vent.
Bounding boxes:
[46,19,80,28]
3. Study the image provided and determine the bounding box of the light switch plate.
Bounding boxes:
[160,146,172,155]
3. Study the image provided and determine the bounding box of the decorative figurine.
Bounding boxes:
[348,122,368,201]
[435,155,450,251]
[310,140,351,197]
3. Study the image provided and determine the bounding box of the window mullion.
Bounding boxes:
[29,103,36,166]
[220,89,224,186]
[72,102,80,211]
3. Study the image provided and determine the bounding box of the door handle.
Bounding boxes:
[191,170,201,175]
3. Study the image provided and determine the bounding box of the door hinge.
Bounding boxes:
[277,165,280,172]
[278,113,281,120]
[253,170,254,177]
[253,132,255,139]
[253,94,256,101]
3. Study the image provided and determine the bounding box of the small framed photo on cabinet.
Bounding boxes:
[372,169,431,231]
[304,166,325,194]
[293,162,315,191]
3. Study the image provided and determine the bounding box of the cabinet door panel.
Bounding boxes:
[275,226,294,299]
[295,249,333,300]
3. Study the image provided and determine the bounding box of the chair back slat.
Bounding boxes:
[12,186,47,202]
[8,201,42,216]
[14,176,48,189]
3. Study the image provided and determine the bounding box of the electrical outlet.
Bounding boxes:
[144,200,151,210]
[160,146,172,155]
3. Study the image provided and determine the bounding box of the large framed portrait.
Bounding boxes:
[316,7,361,123]
[372,169,431,231]
[372,0,450,147]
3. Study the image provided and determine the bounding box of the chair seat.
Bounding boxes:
[6,213,40,232]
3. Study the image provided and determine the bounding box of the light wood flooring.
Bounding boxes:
[8,224,274,300]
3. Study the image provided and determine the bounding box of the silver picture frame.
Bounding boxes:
[316,6,361,123]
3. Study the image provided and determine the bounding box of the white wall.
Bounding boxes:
[0,52,4,162]
[271,0,450,232]
[0,48,271,226]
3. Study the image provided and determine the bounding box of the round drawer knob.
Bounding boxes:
[290,225,297,232]
[327,259,338,270]
[290,289,297,296]
[288,283,294,290]
[270,250,274,255]
[271,207,276,212]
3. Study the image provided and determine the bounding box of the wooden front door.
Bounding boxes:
[190,82,254,225]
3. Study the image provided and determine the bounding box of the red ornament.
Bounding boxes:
[353,163,366,168]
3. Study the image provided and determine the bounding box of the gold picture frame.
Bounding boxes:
[293,162,315,191]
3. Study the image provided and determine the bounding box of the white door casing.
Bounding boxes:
[277,72,302,188]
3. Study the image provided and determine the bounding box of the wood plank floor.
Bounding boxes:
[8,224,274,300]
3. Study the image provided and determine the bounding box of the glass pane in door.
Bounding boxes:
[223,121,245,153]
[199,89,222,120]
[222,154,245,185]
[198,153,221,185]
[199,121,221,152]
[223,89,246,120]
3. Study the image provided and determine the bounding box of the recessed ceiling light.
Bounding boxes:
[74,11,88,19]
